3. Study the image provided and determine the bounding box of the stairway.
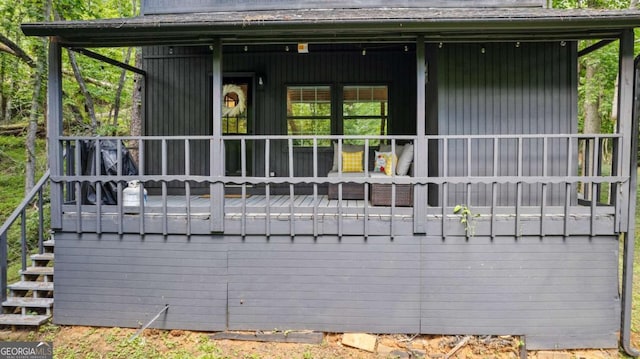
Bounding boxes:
[0,238,54,326]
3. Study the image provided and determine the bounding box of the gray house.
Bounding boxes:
[19,0,640,353]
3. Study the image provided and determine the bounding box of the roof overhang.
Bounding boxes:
[21,8,640,47]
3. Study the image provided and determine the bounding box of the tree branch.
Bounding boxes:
[55,9,99,134]
[62,69,117,89]
[0,33,35,68]
[67,49,98,133]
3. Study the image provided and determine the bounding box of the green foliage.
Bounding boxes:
[0,135,49,285]
[0,0,138,136]
[453,204,480,237]
[553,0,640,136]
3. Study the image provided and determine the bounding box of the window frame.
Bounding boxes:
[341,84,389,146]
[285,83,390,147]
[285,84,333,147]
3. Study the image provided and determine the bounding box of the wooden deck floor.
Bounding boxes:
[145,195,379,208]
[61,194,616,237]
[144,194,414,216]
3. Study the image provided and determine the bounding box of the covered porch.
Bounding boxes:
[18,2,640,352]
[56,132,623,238]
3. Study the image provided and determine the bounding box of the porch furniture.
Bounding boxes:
[327,142,415,201]
[327,171,365,199]
[369,173,414,206]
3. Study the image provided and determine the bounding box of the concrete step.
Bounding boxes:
[30,253,54,263]
[20,267,54,276]
[8,281,53,292]
[43,240,54,254]
[0,314,50,326]
[2,298,53,308]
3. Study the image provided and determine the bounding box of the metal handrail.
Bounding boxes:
[0,170,50,302]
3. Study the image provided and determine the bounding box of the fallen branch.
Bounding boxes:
[444,335,472,359]
[0,123,45,137]
[62,69,116,89]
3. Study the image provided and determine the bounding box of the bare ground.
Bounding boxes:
[0,325,624,358]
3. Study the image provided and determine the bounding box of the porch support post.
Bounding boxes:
[618,29,640,357]
[210,38,225,232]
[617,30,634,233]
[48,38,63,229]
[414,36,427,234]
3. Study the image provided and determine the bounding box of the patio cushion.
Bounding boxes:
[330,142,366,172]
[342,151,364,172]
[373,151,397,175]
[396,143,414,176]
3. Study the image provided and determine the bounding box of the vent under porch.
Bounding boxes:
[56,132,625,238]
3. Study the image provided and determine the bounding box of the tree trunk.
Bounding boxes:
[129,48,143,164]
[0,56,6,124]
[112,47,133,131]
[25,0,51,193]
[5,58,18,123]
[583,62,600,134]
[66,103,86,130]
[67,50,98,134]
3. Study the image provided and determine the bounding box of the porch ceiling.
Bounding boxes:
[21,8,640,47]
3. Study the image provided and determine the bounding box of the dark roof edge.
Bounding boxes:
[141,0,547,14]
[21,9,640,46]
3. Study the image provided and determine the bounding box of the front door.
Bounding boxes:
[223,75,254,177]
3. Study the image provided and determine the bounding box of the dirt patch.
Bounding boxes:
[0,325,624,358]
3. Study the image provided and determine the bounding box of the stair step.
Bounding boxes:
[8,281,53,292]
[43,239,54,247]
[0,314,50,326]
[20,267,54,276]
[2,298,53,308]
[31,253,54,262]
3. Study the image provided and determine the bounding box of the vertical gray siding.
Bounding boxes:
[53,231,620,350]
[143,46,212,190]
[436,42,577,206]
[53,232,227,331]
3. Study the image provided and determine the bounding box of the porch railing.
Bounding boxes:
[53,132,627,238]
[0,171,50,302]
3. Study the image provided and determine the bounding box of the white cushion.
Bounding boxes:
[396,143,414,176]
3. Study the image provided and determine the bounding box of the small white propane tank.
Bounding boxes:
[123,180,147,206]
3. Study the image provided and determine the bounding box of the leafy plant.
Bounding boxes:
[453,204,479,237]
[302,349,314,359]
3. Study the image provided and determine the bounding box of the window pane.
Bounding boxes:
[287,86,332,146]
[287,119,331,146]
[287,86,331,117]
[343,85,388,117]
[343,86,388,145]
